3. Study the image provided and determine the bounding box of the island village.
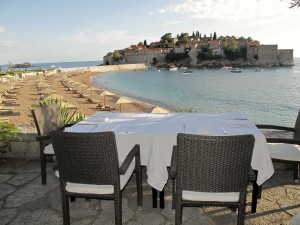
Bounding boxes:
[103,32,294,68]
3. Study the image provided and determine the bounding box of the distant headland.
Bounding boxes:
[11,62,32,68]
[103,32,294,68]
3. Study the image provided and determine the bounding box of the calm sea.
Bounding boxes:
[93,58,300,127]
[0,61,101,71]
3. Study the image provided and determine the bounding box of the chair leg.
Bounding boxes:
[40,151,47,185]
[251,181,259,213]
[114,193,122,225]
[61,192,70,225]
[237,193,247,225]
[172,178,176,209]
[175,199,183,225]
[152,188,157,208]
[294,163,299,182]
[237,205,246,225]
[159,189,165,208]
[136,167,143,206]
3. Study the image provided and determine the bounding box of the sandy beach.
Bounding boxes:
[0,71,155,125]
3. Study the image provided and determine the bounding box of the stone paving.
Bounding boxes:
[1,159,300,225]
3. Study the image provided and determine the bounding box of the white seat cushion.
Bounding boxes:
[182,190,240,202]
[65,159,135,195]
[44,144,54,155]
[267,143,300,161]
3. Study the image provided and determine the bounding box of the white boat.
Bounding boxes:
[179,66,188,70]
[230,68,242,73]
[169,67,178,71]
[183,69,193,74]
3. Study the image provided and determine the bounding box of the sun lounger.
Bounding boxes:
[0,96,17,104]
[78,93,89,98]
[86,98,101,104]
[96,104,115,111]
[3,91,18,98]
[0,106,14,113]
[0,117,10,122]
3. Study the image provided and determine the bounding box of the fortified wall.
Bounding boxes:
[123,52,167,64]
[247,45,294,66]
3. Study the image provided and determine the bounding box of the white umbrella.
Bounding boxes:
[85,86,99,98]
[100,90,116,105]
[115,96,133,112]
[150,106,170,113]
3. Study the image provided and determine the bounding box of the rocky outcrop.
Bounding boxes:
[12,62,32,68]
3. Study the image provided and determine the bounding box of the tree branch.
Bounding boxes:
[290,0,300,8]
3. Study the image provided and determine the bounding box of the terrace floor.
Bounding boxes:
[1,159,300,225]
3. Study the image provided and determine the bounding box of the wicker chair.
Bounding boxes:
[256,109,300,181]
[170,133,255,225]
[49,130,143,225]
[31,103,69,185]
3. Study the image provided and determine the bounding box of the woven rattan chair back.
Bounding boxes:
[293,109,300,140]
[174,133,255,225]
[176,133,254,193]
[31,103,64,136]
[50,130,120,186]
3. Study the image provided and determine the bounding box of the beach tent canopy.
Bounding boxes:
[115,96,134,112]
[149,106,170,113]
[100,90,116,105]
[85,86,99,98]
[115,96,133,104]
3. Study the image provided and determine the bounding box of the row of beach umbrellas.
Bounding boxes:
[61,78,170,113]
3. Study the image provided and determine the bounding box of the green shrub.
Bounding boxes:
[31,99,85,124]
[0,122,19,155]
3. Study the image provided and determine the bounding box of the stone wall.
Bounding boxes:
[123,53,167,64]
[5,125,40,160]
[257,45,278,65]
[59,63,147,73]
[278,49,294,65]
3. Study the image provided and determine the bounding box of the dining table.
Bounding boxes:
[65,112,274,207]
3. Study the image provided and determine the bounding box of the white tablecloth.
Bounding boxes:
[66,112,274,191]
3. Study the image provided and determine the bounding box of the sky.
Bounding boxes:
[0,0,299,65]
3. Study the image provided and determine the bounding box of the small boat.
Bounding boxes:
[169,67,178,71]
[179,66,188,70]
[183,69,193,74]
[255,68,264,72]
[230,68,242,73]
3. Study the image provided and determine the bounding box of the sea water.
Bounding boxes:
[0,61,101,71]
[93,58,300,127]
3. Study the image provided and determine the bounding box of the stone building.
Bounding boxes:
[247,45,294,66]
[104,40,294,67]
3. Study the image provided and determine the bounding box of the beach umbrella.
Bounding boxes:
[149,106,170,113]
[77,83,89,93]
[100,90,116,105]
[115,96,133,112]
[85,86,99,98]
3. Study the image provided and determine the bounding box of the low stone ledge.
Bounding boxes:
[6,125,39,160]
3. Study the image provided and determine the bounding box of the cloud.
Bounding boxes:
[71,32,90,43]
[159,0,290,19]
[148,11,154,15]
[162,21,184,27]
[0,26,5,33]
[0,40,19,47]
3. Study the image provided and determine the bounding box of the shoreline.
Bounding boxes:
[0,68,169,126]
